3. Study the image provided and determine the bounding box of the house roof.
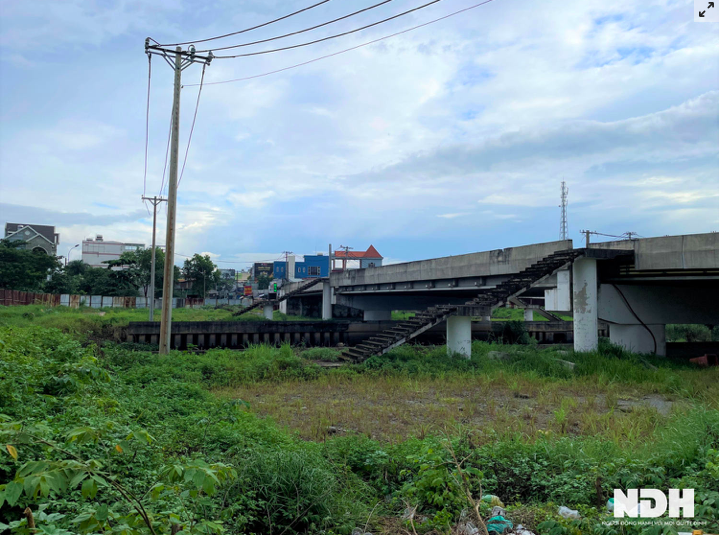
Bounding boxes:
[5,223,57,245]
[333,245,383,259]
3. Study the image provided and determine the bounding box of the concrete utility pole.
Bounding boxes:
[141,195,167,321]
[145,40,212,354]
[158,47,182,354]
[328,244,332,274]
[580,230,593,247]
[339,245,353,271]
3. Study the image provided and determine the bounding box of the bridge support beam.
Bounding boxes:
[263,304,274,320]
[523,309,534,322]
[447,315,472,358]
[322,281,333,320]
[363,310,391,321]
[572,257,598,352]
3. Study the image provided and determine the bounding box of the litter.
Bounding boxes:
[486,515,513,534]
[558,506,581,519]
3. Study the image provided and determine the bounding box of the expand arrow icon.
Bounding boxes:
[709,2,715,7]
[699,10,706,16]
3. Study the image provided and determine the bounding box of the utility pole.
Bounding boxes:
[580,230,591,247]
[141,195,166,321]
[328,243,332,275]
[339,245,353,271]
[145,40,212,355]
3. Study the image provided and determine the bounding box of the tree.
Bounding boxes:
[181,254,219,297]
[66,260,89,277]
[256,274,271,291]
[44,271,81,295]
[0,239,61,291]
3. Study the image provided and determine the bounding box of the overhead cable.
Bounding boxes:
[212,0,445,59]
[178,64,207,188]
[155,0,332,47]
[194,0,393,54]
[143,54,152,215]
[185,0,497,86]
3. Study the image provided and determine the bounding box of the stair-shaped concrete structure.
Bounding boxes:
[341,249,583,362]
[232,278,325,318]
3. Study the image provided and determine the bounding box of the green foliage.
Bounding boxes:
[299,347,343,362]
[0,239,61,292]
[41,248,181,298]
[490,320,534,344]
[666,324,718,343]
[256,274,271,291]
[182,254,220,298]
[0,311,717,535]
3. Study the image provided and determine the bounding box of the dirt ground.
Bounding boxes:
[216,374,676,442]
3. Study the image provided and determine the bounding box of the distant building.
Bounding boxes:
[333,245,383,270]
[219,268,236,279]
[272,253,330,281]
[4,222,59,255]
[251,262,274,281]
[82,235,144,269]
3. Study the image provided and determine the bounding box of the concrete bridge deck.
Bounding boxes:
[275,232,718,357]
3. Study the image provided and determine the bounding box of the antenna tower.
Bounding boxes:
[559,181,569,240]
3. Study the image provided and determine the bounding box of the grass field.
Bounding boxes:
[0,306,717,535]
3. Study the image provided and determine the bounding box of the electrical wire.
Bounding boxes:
[212,0,445,59]
[175,252,280,264]
[178,64,207,188]
[194,0,393,54]
[143,55,152,216]
[158,104,173,197]
[611,283,657,355]
[155,0,332,47]
[186,0,497,86]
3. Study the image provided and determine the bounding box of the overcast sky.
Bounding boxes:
[1,0,717,267]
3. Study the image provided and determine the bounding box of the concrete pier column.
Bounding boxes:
[482,314,492,322]
[609,324,666,356]
[263,304,274,320]
[322,281,332,320]
[523,309,534,322]
[447,315,472,358]
[572,257,598,352]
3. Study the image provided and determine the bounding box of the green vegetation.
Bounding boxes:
[0,239,61,292]
[666,324,719,343]
[0,308,717,534]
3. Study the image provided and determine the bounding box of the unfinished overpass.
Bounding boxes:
[278,233,718,359]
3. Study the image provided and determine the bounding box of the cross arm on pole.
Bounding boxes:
[145,40,214,67]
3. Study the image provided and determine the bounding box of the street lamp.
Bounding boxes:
[66,244,80,266]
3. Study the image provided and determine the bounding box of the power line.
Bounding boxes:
[178,64,207,188]
[158,103,173,196]
[212,0,446,59]
[174,252,282,264]
[194,0,393,54]
[142,55,152,216]
[186,0,497,87]
[155,0,333,47]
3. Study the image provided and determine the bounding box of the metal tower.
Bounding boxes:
[559,181,568,240]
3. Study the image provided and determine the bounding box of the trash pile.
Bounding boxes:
[387,495,595,535]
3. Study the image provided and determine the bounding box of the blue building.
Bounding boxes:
[273,261,288,280]
[273,254,330,280]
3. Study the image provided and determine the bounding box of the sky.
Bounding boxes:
[0,0,718,268]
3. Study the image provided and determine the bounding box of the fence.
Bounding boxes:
[0,289,247,309]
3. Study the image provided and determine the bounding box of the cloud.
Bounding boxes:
[0,0,717,263]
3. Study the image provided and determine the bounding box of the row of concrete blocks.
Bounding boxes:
[57,295,252,309]
[130,330,350,350]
